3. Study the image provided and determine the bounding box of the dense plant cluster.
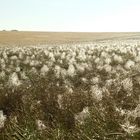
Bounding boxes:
[0,41,140,139]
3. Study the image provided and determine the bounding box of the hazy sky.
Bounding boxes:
[0,0,140,32]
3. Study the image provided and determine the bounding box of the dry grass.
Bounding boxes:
[0,31,140,45]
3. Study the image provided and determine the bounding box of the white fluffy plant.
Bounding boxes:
[36,120,46,131]
[75,107,90,124]
[113,54,123,63]
[91,76,100,85]
[19,52,24,60]
[48,52,55,62]
[104,64,112,73]
[77,52,86,61]
[0,58,6,69]
[100,51,108,58]
[124,60,135,70]
[67,64,76,77]
[135,55,140,62]
[54,65,61,78]
[40,65,49,76]
[23,56,30,65]
[104,57,111,64]
[76,63,86,73]
[30,67,38,74]
[2,51,8,59]
[8,72,21,87]
[0,110,6,129]
[60,68,67,78]
[90,85,103,101]
[20,71,28,80]
[10,55,18,61]
[122,77,133,95]
[15,66,21,72]
[0,71,6,80]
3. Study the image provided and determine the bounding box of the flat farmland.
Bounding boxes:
[0,31,140,45]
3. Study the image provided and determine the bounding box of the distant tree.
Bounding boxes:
[11,30,18,32]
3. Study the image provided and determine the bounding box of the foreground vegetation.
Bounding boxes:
[0,40,140,139]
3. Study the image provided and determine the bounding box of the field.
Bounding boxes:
[0,32,140,139]
[1,31,140,45]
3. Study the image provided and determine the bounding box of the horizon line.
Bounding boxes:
[1,30,140,33]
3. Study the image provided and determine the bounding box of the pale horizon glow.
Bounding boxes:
[0,0,140,32]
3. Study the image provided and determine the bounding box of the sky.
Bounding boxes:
[0,0,140,32]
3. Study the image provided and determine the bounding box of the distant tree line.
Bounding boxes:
[1,29,19,32]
